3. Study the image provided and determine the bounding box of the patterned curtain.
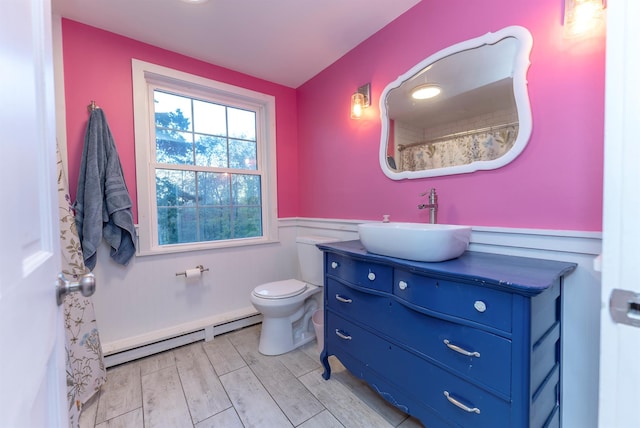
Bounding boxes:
[399,125,518,171]
[57,145,106,427]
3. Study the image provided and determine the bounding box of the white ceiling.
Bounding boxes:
[51,0,421,88]
[387,37,518,128]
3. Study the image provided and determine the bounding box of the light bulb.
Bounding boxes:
[411,84,441,100]
[351,92,365,119]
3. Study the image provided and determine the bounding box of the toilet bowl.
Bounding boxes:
[250,235,339,355]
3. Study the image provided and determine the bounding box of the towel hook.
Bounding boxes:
[87,100,99,113]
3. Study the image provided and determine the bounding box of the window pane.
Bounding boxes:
[198,172,230,206]
[233,207,262,238]
[193,100,226,136]
[157,207,198,245]
[154,91,192,132]
[150,87,265,248]
[199,207,231,241]
[229,139,257,170]
[228,107,256,140]
[156,130,194,165]
[232,174,261,205]
[156,169,196,207]
[195,135,228,168]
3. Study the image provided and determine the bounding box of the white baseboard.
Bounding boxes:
[102,308,261,367]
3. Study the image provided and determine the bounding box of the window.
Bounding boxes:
[132,60,277,255]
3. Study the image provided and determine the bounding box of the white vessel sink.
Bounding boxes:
[358,222,472,262]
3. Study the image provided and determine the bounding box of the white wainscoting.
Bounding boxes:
[94,221,302,365]
[94,217,601,428]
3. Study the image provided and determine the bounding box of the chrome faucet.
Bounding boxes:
[418,188,438,224]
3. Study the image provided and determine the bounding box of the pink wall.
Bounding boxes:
[63,0,605,232]
[297,0,605,231]
[62,19,299,221]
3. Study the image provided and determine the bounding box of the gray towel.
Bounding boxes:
[75,109,136,270]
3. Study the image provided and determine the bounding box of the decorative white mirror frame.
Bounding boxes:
[379,26,533,180]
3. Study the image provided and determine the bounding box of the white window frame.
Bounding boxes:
[132,59,278,255]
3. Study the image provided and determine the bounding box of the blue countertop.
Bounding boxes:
[318,240,577,296]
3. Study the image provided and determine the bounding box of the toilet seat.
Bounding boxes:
[253,279,308,299]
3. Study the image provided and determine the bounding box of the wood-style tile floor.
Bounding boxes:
[79,324,424,428]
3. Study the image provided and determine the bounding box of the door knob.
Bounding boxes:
[56,272,96,306]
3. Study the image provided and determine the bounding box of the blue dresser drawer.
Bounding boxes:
[326,312,374,366]
[390,300,512,396]
[326,253,392,292]
[327,277,512,396]
[394,270,512,332]
[326,279,393,331]
[327,313,511,427]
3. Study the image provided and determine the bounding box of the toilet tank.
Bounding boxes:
[296,235,340,286]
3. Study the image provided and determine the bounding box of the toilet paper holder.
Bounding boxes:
[176,265,209,277]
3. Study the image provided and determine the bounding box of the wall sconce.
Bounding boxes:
[563,0,605,37]
[351,83,371,119]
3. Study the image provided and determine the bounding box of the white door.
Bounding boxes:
[0,0,67,427]
[599,0,640,427]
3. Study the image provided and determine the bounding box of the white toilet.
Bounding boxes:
[250,235,338,355]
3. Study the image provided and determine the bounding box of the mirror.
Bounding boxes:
[380,26,533,179]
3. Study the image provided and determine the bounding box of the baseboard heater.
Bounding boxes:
[103,313,263,368]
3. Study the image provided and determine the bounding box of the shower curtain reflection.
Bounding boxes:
[398,124,519,172]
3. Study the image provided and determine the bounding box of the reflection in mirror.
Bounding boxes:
[380,26,533,179]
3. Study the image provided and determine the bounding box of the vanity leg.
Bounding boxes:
[320,349,331,379]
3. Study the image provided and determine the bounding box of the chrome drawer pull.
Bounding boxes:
[444,391,481,414]
[335,294,353,303]
[398,280,408,290]
[444,340,480,358]
[335,329,352,340]
[331,261,339,269]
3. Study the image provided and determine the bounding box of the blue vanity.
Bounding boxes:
[318,240,576,428]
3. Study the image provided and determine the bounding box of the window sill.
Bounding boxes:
[136,235,281,257]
